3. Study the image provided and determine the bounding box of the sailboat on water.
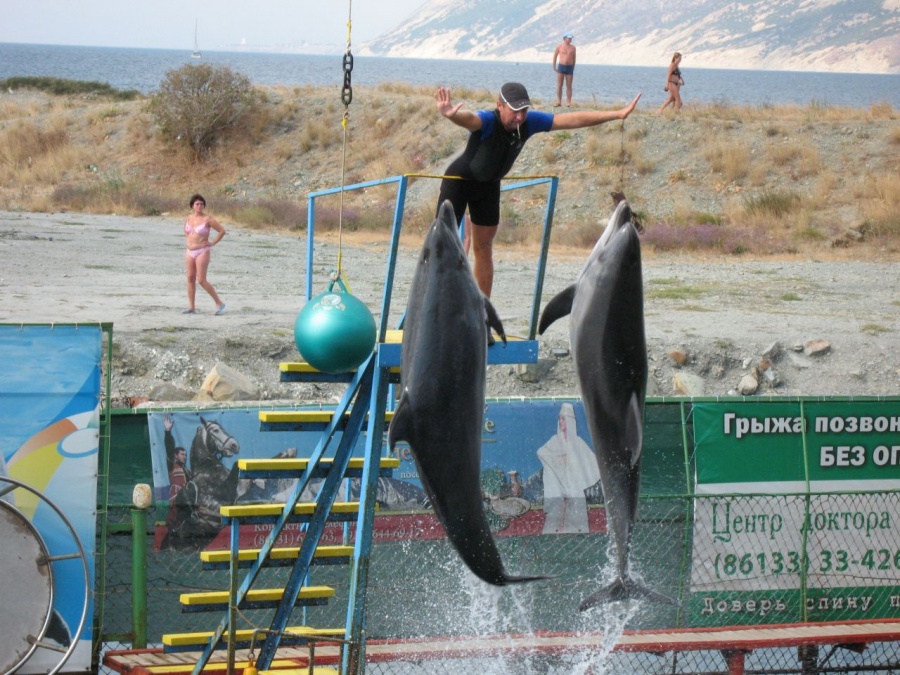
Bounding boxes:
[192,20,202,59]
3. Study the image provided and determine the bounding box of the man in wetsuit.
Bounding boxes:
[553,32,577,107]
[435,82,641,297]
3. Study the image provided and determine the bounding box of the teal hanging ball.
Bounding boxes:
[294,284,376,374]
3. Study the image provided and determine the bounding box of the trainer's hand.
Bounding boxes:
[435,86,463,119]
[622,92,642,119]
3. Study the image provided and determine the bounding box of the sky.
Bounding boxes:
[1,1,427,52]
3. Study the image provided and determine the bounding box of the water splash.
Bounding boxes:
[426,562,642,674]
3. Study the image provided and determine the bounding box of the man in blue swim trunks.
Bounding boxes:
[435,82,641,297]
[553,32,577,107]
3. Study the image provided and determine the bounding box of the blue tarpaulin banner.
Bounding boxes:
[147,400,608,549]
[0,324,101,673]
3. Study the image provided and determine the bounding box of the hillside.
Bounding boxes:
[362,0,900,74]
[1,85,898,259]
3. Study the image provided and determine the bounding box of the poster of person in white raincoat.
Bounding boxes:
[537,402,600,533]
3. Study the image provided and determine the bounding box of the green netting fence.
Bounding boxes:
[97,398,900,674]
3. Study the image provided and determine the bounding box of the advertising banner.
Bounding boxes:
[690,400,900,625]
[0,324,101,673]
[148,400,608,550]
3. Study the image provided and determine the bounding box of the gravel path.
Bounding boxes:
[1,211,897,403]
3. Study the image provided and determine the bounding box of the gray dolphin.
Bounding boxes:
[389,201,546,586]
[539,199,673,609]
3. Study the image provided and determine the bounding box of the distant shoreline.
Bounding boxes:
[2,41,897,77]
[2,43,898,107]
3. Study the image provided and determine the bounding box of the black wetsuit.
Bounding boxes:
[437,108,554,226]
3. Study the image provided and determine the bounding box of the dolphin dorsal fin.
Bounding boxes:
[626,392,644,468]
[538,285,576,334]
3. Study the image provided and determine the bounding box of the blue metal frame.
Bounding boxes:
[306,174,557,341]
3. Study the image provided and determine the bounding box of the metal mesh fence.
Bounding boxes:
[98,487,900,674]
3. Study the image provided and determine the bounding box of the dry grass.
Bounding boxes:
[858,170,900,237]
[685,100,898,123]
[585,129,632,168]
[0,117,76,185]
[0,83,897,259]
[704,141,749,182]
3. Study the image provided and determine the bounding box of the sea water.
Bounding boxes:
[2,42,898,109]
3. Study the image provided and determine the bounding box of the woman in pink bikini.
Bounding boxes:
[183,193,226,314]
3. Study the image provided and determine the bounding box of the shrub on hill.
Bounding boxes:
[148,64,259,160]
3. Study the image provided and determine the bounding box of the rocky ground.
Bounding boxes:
[1,210,897,408]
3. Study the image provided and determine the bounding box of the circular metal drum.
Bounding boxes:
[0,499,54,674]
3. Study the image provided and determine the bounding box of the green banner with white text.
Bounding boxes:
[689,400,900,625]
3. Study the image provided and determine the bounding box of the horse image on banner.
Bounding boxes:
[150,411,315,549]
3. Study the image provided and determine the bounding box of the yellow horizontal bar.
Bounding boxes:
[236,456,399,472]
[200,545,353,564]
[180,585,334,606]
[219,501,359,518]
[163,625,344,646]
[257,410,396,424]
[280,330,525,375]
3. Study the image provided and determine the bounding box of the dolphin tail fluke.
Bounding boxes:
[578,576,676,611]
[538,285,576,334]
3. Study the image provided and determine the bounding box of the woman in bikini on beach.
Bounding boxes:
[183,193,226,314]
[659,52,685,113]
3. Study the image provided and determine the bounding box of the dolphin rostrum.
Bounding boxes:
[389,200,546,586]
[539,198,673,609]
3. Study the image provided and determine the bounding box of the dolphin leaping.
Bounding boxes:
[389,201,547,586]
[540,197,674,609]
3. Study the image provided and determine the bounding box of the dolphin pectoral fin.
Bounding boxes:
[387,393,414,449]
[537,285,576,334]
[579,576,677,611]
[626,391,644,468]
[483,297,507,345]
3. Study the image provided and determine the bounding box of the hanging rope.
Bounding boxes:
[615,119,642,231]
[334,0,354,283]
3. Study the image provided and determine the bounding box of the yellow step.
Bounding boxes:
[200,545,353,565]
[279,329,401,375]
[162,625,344,647]
[220,501,359,519]
[279,362,401,375]
[180,586,334,609]
[257,410,395,424]
[116,659,323,674]
[279,329,528,377]
[237,456,399,472]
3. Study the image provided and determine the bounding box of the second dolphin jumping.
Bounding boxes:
[540,197,673,609]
